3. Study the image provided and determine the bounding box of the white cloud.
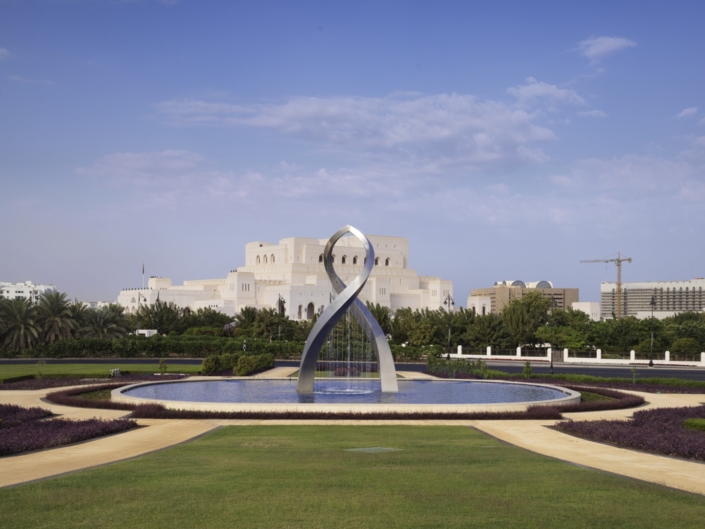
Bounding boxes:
[676,107,698,118]
[507,77,587,106]
[158,91,557,173]
[577,110,608,118]
[0,48,9,60]
[577,36,636,63]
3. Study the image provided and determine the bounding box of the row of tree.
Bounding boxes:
[3,291,704,356]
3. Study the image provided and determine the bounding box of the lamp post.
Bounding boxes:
[649,295,656,368]
[549,295,557,375]
[443,293,455,359]
[277,295,286,341]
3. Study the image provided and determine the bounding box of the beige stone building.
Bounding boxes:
[117,234,453,320]
[467,280,579,315]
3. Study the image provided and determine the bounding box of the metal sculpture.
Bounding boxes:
[297,225,399,394]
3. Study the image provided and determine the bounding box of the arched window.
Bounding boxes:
[271,254,275,263]
[306,302,315,320]
[263,255,268,264]
[353,256,358,265]
[131,297,136,303]
[319,254,323,263]
[298,305,302,319]
[385,258,390,267]
[256,256,261,264]
[482,305,486,316]
[342,255,347,264]
[374,257,379,265]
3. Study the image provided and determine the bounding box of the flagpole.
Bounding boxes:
[142,263,144,290]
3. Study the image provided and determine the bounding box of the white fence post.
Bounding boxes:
[486,346,491,357]
[630,350,635,362]
[665,350,670,363]
[702,352,705,366]
[563,348,569,362]
[457,345,463,356]
[547,348,551,360]
[597,349,602,360]
[516,346,521,357]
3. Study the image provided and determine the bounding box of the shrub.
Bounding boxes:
[670,337,701,356]
[200,355,221,376]
[235,353,274,376]
[522,361,532,378]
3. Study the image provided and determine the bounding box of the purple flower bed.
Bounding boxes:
[128,402,564,421]
[0,374,186,391]
[557,405,705,461]
[0,404,53,428]
[0,417,137,457]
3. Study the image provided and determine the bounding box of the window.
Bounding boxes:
[263,255,268,264]
[353,256,358,265]
[375,257,379,265]
[271,254,275,263]
[319,254,323,263]
[256,256,261,264]
[342,255,347,264]
[385,258,390,267]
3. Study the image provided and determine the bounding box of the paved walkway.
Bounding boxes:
[2,382,705,495]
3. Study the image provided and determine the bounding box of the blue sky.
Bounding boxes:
[1,0,704,304]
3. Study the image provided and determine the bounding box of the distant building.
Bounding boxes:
[571,301,601,321]
[82,301,113,310]
[467,280,579,315]
[117,234,453,319]
[600,278,705,319]
[0,281,56,304]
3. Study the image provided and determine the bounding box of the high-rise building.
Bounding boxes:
[600,278,705,319]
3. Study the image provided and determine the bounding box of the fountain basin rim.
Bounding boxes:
[111,377,581,414]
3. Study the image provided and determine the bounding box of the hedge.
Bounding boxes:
[22,336,305,359]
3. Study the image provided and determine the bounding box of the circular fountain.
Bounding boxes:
[113,226,580,414]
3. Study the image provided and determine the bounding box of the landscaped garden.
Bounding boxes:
[1,425,705,528]
[0,403,136,457]
[557,405,705,461]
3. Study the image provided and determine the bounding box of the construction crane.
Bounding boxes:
[580,252,632,319]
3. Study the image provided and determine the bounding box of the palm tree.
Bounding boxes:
[68,301,89,337]
[0,298,40,354]
[235,306,258,331]
[37,292,76,344]
[80,307,130,339]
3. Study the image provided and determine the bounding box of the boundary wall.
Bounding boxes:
[449,346,705,367]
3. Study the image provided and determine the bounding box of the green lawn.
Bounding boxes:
[1,426,704,528]
[0,362,201,379]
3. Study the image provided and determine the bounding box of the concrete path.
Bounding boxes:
[473,390,705,496]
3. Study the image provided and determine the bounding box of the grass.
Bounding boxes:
[685,418,705,433]
[1,426,705,528]
[0,362,201,380]
[75,388,112,401]
[579,391,615,403]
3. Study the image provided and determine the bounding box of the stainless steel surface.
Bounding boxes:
[297,225,399,394]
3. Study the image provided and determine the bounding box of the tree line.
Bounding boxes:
[2,291,704,356]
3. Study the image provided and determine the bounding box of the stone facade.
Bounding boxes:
[467,280,579,315]
[117,234,453,320]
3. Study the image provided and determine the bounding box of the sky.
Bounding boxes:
[1,0,704,304]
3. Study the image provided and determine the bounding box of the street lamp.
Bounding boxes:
[649,295,656,368]
[277,295,286,341]
[443,293,455,359]
[549,295,557,375]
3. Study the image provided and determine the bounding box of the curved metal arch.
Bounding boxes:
[297,225,398,394]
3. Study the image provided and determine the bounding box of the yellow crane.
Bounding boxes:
[580,252,632,319]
